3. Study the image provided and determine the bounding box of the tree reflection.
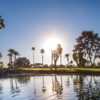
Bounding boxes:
[73,75,85,100]
[0,82,3,94]
[42,76,46,93]
[33,77,37,96]
[17,77,30,84]
[10,78,14,93]
[66,76,70,87]
[10,78,20,95]
[73,75,100,100]
[52,75,63,95]
[10,77,30,96]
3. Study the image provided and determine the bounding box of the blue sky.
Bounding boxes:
[0,0,100,65]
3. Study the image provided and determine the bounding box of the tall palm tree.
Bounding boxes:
[52,50,59,67]
[57,44,63,65]
[13,50,19,62]
[8,53,13,66]
[0,52,3,68]
[0,52,2,60]
[40,49,45,65]
[8,49,15,67]
[65,54,69,65]
[32,47,35,65]
[0,16,5,29]
[51,51,53,65]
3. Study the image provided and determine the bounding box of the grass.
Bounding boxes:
[1,67,100,76]
[17,67,100,74]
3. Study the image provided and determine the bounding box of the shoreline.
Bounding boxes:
[0,67,100,78]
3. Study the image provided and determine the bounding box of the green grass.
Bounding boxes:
[17,67,100,73]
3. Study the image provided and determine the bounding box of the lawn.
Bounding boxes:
[17,67,100,74]
[1,67,100,76]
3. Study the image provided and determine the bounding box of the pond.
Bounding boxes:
[0,75,100,100]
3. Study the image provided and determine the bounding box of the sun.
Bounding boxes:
[43,37,63,50]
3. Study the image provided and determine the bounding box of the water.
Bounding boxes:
[0,75,100,100]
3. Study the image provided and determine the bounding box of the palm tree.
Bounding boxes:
[52,50,59,67]
[40,49,45,65]
[0,16,5,29]
[57,44,63,65]
[8,53,13,67]
[0,52,2,60]
[8,49,15,67]
[32,47,35,65]
[13,50,19,62]
[65,54,69,66]
[0,52,3,68]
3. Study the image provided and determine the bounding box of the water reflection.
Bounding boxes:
[42,76,46,93]
[73,75,100,100]
[33,77,37,96]
[10,78,20,97]
[0,75,100,100]
[0,82,3,94]
[16,76,30,84]
[52,75,63,95]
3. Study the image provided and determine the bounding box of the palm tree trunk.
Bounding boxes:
[42,55,43,65]
[51,52,53,65]
[60,55,62,65]
[33,52,34,64]
[9,56,11,64]
[67,57,69,65]
[14,55,16,62]
[54,60,57,70]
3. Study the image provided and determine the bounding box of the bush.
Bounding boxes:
[14,57,30,68]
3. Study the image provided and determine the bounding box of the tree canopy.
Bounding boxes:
[14,57,30,68]
[73,31,100,67]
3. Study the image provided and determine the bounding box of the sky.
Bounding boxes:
[0,0,100,65]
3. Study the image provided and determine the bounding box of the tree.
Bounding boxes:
[52,50,59,67]
[13,50,19,62]
[8,49,15,67]
[0,52,2,60]
[57,44,63,65]
[65,54,69,66]
[72,52,87,67]
[32,47,35,64]
[0,52,3,69]
[0,16,5,29]
[73,31,100,66]
[8,49,19,68]
[40,49,45,65]
[14,57,30,68]
[8,53,13,67]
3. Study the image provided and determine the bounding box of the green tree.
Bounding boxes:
[0,52,2,59]
[40,49,45,65]
[13,50,19,62]
[73,51,87,67]
[0,52,3,69]
[8,53,13,67]
[73,31,100,66]
[65,53,69,66]
[8,49,15,67]
[14,57,30,68]
[8,49,19,68]
[0,16,5,29]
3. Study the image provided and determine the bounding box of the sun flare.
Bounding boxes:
[43,37,63,50]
